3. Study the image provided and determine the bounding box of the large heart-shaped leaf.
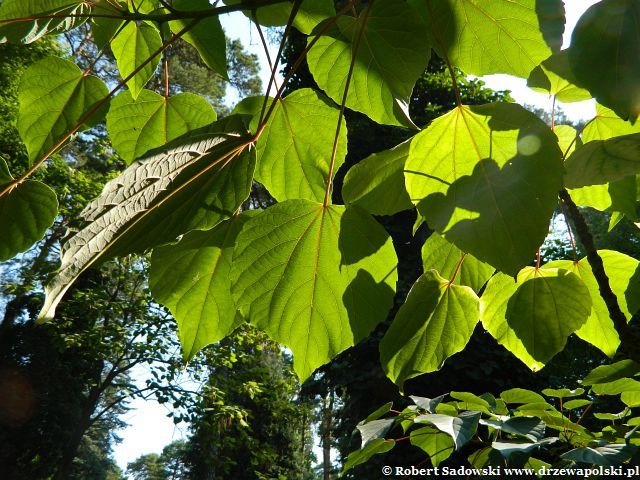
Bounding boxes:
[565,133,640,188]
[410,426,455,466]
[39,117,255,321]
[527,50,591,103]
[545,251,640,357]
[307,0,430,127]
[342,439,395,475]
[342,139,412,216]
[480,267,591,370]
[150,214,252,362]
[569,0,640,121]
[421,233,494,292]
[111,21,162,99]
[0,159,58,261]
[583,104,640,144]
[406,103,563,275]
[18,56,109,163]
[569,176,637,220]
[380,270,479,390]
[230,200,397,381]
[0,0,90,43]
[415,411,481,450]
[250,89,347,202]
[410,0,557,78]
[169,0,227,78]
[106,89,216,164]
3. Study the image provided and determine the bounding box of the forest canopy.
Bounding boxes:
[2,0,640,476]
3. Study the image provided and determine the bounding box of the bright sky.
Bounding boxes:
[113,1,601,474]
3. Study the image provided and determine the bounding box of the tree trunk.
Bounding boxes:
[321,391,334,480]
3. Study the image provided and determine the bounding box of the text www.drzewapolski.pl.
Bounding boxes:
[382,465,640,477]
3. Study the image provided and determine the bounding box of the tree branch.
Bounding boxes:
[559,189,640,362]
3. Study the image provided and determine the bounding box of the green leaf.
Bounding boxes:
[564,133,640,188]
[410,426,455,466]
[415,411,481,450]
[406,103,563,275]
[500,389,545,405]
[0,0,90,43]
[622,392,640,407]
[584,360,640,386]
[169,0,227,78]
[555,124,580,157]
[594,410,631,421]
[111,21,162,99]
[226,0,335,35]
[451,392,491,411]
[357,419,395,448]
[569,176,637,220]
[91,0,126,50]
[380,271,479,389]
[545,251,640,357]
[411,0,555,78]
[563,399,592,410]
[0,159,58,261]
[421,233,494,292]
[342,139,413,216]
[149,215,252,362]
[39,117,255,321]
[106,89,216,164]
[583,104,640,144]
[480,267,591,370]
[307,0,429,127]
[230,201,397,382]
[569,0,640,121]
[342,439,395,475]
[364,403,393,423]
[250,89,347,202]
[527,50,591,103]
[492,438,557,459]
[18,56,109,163]
[541,388,584,399]
[562,444,637,467]
[591,378,640,396]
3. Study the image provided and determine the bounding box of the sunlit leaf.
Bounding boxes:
[230,201,397,381]
[527,50,591,103]
[150,214,252,362]
[0,159,58,261]
[583,360,640,386]
[421,233,494,292]
[39,117,255,321]
[249,89,347,202]
[415,411,481,450]
[170,0,227,78]
[342,439,395,475]
[569,0,640,121]
[410,0,557,78]
[562,445,637,467]
[410,426,454,466]
[111,21,162,99]
[18,56,109,163]
[380,271,478,389]
[106,89,216,164]
[342,139,412,216]
[480,267,591,370]
[307,0,430,127]
[500,389,545,405]
[583,104,640,144]
[406,103,563,275]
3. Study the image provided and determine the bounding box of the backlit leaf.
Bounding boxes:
[39,117,255,321]
[111,21,162,99]
[230,201,397,382]
[569,176,637,220]
[569,0,640,121]
[342,139,412,216]
[480,267,591,370]
[421,233,494,292]
[149,214,252,362]
[380,271,479,389]
[411,0,556,78]
[406,103,563,275]
[342,439,395,475]
[0,159,58,261]
[106,89,216,164]
[307,0,430,127]
[250,89,347,202]
[410,426,454,466]
[527,50,591,103]
[565,133,640,188]
[169,0,227,78]
[583,104,640,144]
[583,360,640,386]
[18,56,109,163]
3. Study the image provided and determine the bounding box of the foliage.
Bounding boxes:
[2,0,640,474]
